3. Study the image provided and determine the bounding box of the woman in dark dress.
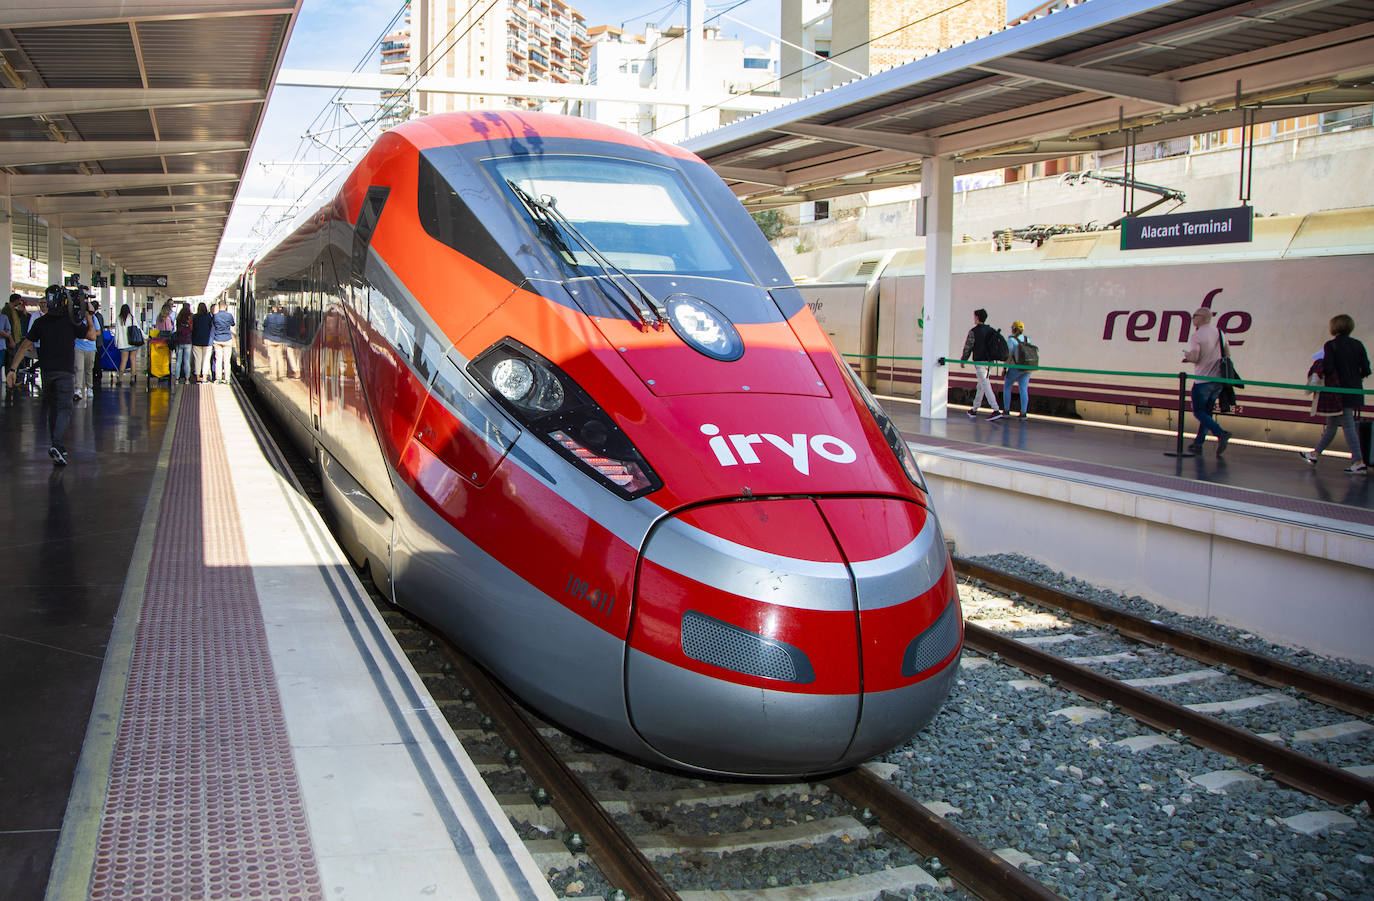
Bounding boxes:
[1301,314,1370,474]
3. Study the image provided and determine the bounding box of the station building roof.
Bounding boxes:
[681,0,1374,210]
[0,0,302,296]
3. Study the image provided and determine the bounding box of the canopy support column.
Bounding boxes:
[919,154,953,421]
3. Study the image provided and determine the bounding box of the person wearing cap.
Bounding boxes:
[4,285,98,465]
[1181,306,1232,455]
[994,320,1032,421]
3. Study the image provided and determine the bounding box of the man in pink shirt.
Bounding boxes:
[1181,307,1231,455]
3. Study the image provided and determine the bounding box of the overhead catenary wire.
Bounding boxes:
[645,0,981,139]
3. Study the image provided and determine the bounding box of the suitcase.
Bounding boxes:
[148,339,171,381]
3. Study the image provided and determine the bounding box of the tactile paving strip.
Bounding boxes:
[89,389,324,900]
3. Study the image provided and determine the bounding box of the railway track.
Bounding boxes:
[238,379,1373,899]
[954,559,1374,806]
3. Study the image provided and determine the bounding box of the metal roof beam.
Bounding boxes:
[11,172,238,196]
[0,140,249,167]
[974,58,1180,105]
[0,88,263,119]
[17,194,234,215]
[772,123,938,156]
[0,3,296,29]
[67,224,225,240]
[711,166,789,187]
[61,209,229,227]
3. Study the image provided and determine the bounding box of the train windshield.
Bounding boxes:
[484,154,750,281]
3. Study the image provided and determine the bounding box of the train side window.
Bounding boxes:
[352,186,390,275]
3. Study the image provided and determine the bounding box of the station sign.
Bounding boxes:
[1121,205,1253,250]
[124,273,169,288]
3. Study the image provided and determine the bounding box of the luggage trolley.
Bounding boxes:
[146,330,173,388]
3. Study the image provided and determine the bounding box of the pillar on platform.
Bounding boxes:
[46,214,63,291]
[919,154,953,421]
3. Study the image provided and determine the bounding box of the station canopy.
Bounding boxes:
[682,0,1374,210]
[0,0,302,296]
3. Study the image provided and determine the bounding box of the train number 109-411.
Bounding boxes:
[565,574,616,617]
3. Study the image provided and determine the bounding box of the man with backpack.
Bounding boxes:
[960,308,1005,419]
[997,320,1037,420]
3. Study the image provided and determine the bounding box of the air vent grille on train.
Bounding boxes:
[681,611,815,684]
[901,599,960,677]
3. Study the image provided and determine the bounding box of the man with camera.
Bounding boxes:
[5,285,98,465]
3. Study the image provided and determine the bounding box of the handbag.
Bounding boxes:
[127,323,145,347]
[1217,335,1243,388]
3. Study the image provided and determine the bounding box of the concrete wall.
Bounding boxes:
[916,448,1374,665]
[778,127,1374,280]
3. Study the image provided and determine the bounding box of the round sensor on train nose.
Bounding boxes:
[665,295,743,361]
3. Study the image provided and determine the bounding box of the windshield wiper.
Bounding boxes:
[506,179,666,327]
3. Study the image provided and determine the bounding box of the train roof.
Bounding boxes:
[814,206,1374,283]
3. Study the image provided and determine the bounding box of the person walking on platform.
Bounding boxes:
[998,320,1033,420]
[72,292,98,401]
[173,303,193,382]
[5,285,97,465]
[960,308,1004,419]
[1182,307,1232,455]
[191,302,214,383]
[114,303,138,385]
[211,300,236,383]
[1301,314,1370,474]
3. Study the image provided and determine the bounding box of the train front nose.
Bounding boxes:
[624,497,961,776]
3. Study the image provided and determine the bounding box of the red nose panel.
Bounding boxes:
[626,499,861,772]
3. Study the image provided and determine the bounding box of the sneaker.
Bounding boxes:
[1299,451,1319,465]
[966,409,977,418]
[1018,412,1028,418]
[1216,431,1231,455]
[988,411,1006,421]
[74,393,82,401]
[48,446,67,466]
[1346,463,1368,474]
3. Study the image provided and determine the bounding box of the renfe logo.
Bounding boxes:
[1102,288,1251,346]
[701,424,857,475]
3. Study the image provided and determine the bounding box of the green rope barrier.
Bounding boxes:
[840,353,1372,397]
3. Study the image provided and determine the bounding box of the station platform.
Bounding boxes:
[883,396,1374,665]
[0,382,552,901]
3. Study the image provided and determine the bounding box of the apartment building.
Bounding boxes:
[404,0,589,114]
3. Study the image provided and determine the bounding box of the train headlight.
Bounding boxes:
[470,338,661,499]
[490,357,564,413]
[665,294,743,362]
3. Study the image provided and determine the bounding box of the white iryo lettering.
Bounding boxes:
[700,423,736,466]
[811,434,857,464]
[729,433,764,464]
[702,425,858,475]
[762,433,810,475]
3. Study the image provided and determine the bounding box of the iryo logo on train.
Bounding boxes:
[1102,288,1250,346]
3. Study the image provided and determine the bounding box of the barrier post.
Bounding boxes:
[1164,371,1197,457]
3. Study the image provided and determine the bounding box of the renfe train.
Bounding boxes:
[802,207,1374,445]
[230,112,962,777]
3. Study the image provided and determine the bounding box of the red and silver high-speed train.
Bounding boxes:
[231,111,961,777]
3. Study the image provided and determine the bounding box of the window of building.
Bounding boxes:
[743,58,769,69]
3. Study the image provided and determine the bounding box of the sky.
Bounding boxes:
[210,0,1043,292]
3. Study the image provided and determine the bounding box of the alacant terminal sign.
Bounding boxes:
[123,273,168,288]
[1121,206,1253,250]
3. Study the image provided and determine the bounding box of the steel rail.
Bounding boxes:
[440,647,682,901]
[826,768,1065,901]
[956,558,1374,718]
[963,622,1374,806]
